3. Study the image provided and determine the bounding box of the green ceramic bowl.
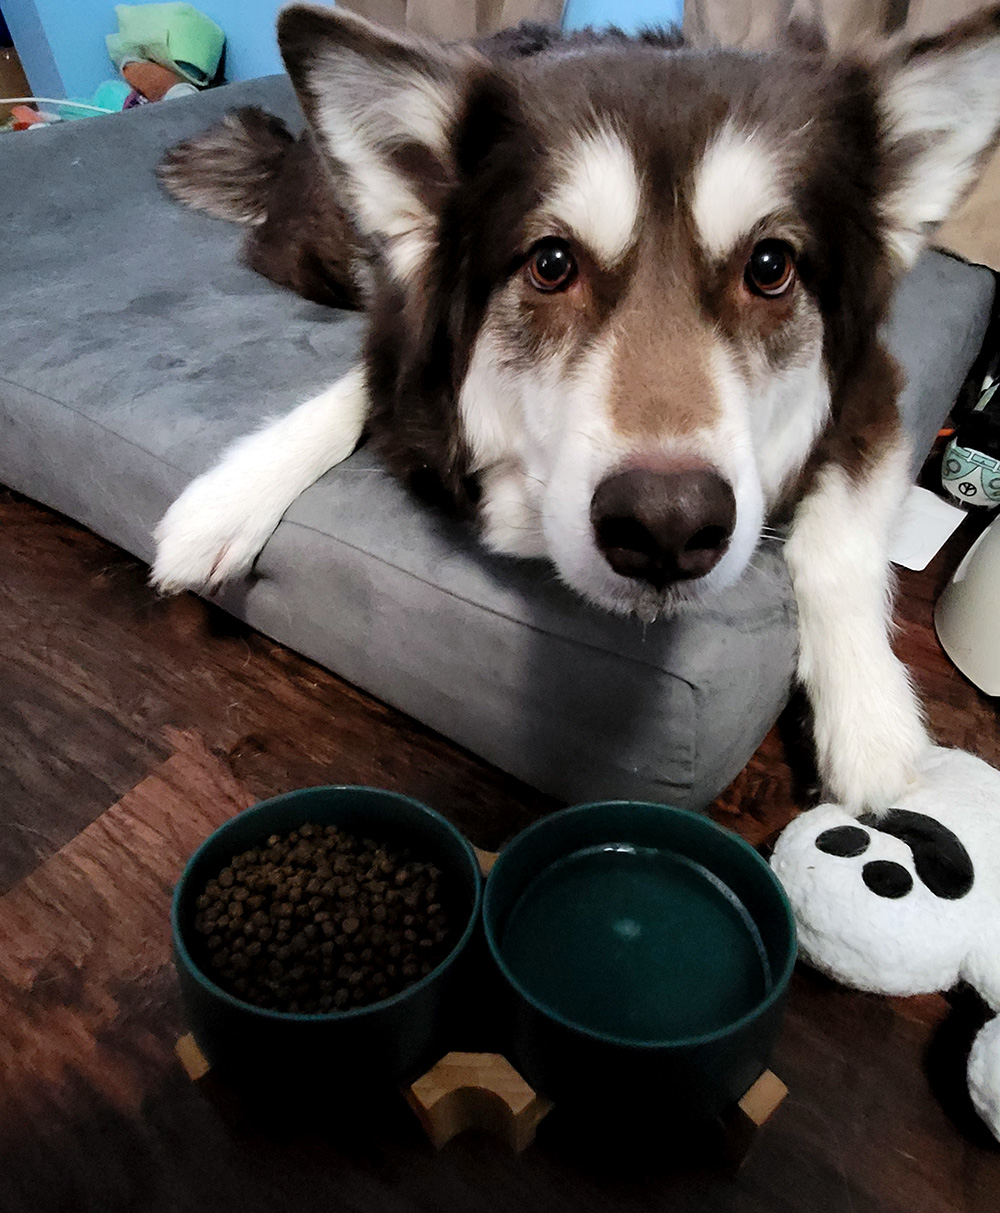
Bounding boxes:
[172,786,482,1090]
[483,802,796,1120]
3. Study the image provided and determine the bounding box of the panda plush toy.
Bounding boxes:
[771,747,1000,1140]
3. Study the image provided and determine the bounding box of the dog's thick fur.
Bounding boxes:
[152,5,1000,813]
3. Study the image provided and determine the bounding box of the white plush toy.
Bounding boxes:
[771,746,1000,1140]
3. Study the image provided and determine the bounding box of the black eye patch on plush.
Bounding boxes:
[861,860,913,899]
[856,809,975,900]
[814,810,975,902]
[815,825,870,857]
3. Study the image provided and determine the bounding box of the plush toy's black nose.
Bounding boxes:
[590,464,736,587]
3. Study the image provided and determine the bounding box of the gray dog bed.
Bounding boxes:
[0,75,993,809]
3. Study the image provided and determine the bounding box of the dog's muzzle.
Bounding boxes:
[590,462,736,588]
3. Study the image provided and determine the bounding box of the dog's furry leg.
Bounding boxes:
[784,439,930,813]
[152,366,368,594]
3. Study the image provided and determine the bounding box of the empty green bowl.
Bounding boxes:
[171,786,482,1090]
[483,802,796,1120]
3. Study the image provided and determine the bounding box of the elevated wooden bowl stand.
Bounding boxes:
[175,848,787,1162]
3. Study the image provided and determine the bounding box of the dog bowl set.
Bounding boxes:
[172,785,796,1143]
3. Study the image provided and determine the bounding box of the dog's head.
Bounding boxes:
[280,5,1000,618]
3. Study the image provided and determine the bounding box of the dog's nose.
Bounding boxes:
[590,464,736,586]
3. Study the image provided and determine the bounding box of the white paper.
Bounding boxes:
[889,485,966,572]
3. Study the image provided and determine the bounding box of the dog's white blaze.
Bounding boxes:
[539,337,644,609]
[460,328,568,558]
[543,128,642,265]
[693,343,765,594]
[785,441,930,812]
[753,350,831,504]
[692,122,787,260]
[882,40,1000,267]
[464,322,631,600]
[459,330,524,471]
[152,367,369,593]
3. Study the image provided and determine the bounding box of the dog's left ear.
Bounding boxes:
[278,5,484,284]
[877,7,1000,267]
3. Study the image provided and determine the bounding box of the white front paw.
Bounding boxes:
[151,468,283,594]
[817,676,929,814]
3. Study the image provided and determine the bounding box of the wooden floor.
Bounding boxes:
[1,484,998,1213]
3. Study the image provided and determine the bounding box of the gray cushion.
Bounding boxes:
[0,76,993,810]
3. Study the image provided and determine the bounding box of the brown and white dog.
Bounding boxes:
[152,5,1000,814]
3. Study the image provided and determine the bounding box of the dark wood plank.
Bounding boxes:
[0,487,553,892]
[0,729,250,1128]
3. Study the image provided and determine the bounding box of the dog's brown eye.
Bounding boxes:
[527,239,577,292]
[745,240,795,297]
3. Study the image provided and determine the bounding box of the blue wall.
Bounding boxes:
[4,0,685,100]
[4,0,285,99]
[563,0,683,35]
[196,0,284,83]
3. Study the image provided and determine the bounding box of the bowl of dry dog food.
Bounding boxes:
[171,786,482,1089]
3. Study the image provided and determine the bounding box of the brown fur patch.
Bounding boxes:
[817,342,905,482]
[243,136,368,309]
[607,234,720,441]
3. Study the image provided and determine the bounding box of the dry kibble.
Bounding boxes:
[191,821,456,1014]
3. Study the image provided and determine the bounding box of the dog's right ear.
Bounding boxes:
[278,5,483,285]
[876,6,1000,268]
